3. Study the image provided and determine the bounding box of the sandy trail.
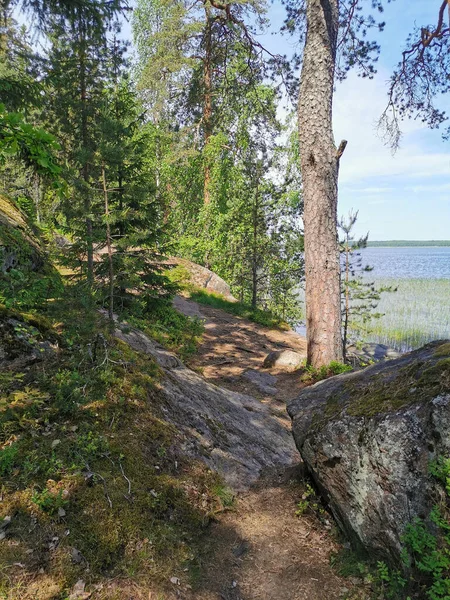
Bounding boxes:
[173,296,364,600]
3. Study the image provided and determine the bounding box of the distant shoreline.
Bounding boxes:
[365,241,450,248]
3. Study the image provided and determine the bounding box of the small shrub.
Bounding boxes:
[0,442,19,477]
[302,360,352,383]
[31,488,67,514]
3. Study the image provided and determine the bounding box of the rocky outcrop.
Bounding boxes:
[0,195,44,273]
[346,342,402,367]
[0,305,59,368]
[166,257,237,301]
[115,324,298,491]
[287,341,450,565]
[263,349,306,372]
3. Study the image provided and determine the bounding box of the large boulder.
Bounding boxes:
[287,341,450,565]
[166,257,237,301]
[263,349,305,372]
[115,324,298,491]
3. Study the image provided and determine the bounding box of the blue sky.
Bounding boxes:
[255,1,450,241]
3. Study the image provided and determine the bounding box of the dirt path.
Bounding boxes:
[173,297,366,600]
[174,296,308,420]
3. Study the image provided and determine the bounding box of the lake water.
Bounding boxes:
[360,246,450,280]
[297,246,450,350]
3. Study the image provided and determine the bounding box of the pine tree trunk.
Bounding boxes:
[298,0,344,367]
[203,3,213,205]
[78,18,94,286]
[102,162,114,323]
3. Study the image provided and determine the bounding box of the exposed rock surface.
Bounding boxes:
[287,341,450,565]
[263,349,306,372]
[166,257,237,301]
[0,195,44,273]
[115,324,298,491]
[0,306,58,369]
[243,369,278,395]
[346,342,402,367]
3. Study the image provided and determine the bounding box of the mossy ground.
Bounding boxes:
[0,284,229,599]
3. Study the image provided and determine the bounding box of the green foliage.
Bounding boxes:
[369,456,450,600]
[0,442,19,477]
[295,482,317,516]
[129,298,204,361]
[429,457,450,496]
[301,361,352,383]
[0,104,61,181]
[31,487,67,514]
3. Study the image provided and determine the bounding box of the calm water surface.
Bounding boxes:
[360,246,450,279]
[297,246,450,350]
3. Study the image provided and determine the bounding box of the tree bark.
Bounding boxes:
[203,2,213,205]
[102,162,114,324]
[298,0,344,367]
[78,16,94,286]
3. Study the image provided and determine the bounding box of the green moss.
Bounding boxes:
[346,358,450,419]
[0,302,57,336]
[0,288,230,598]
[308,349,450,433]
[0,195,29,230]
[434,343,450,358]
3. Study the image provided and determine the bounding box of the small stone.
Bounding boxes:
[170,577,180,585]
[68,579,92,600]
[71,548,83,564]
[1,515,11,529]
[58,507,66,517]
[263,349,306,372]
[51,439,61,449]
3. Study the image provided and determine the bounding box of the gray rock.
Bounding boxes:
[346,342,402,367]
[0,312,58,369]
[166,257,237,301]
[287,341,450,565]
[263,349,305,371]
[243,369,278,395]
[115,326,298,491]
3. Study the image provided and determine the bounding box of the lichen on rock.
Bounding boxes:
[287,341,450,566]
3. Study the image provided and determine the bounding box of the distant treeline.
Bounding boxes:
[363,241,450,248]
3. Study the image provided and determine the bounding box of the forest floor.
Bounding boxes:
[173,295,368,600]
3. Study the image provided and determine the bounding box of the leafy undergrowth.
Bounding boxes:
[188,288,290,330]
[0,286,230,600]
[300,361,353,384]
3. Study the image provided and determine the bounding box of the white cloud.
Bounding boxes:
[333,71,450,186]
